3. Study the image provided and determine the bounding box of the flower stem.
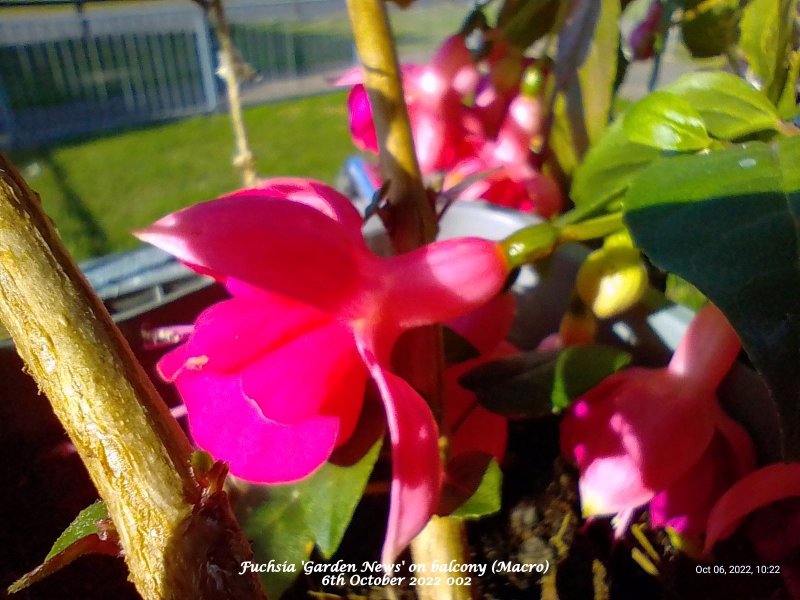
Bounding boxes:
[346,3,468,598]
[345,0,437,251]
[209,0,258,187]
[0,155,264,600]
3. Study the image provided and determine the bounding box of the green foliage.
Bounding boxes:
[663,72,781,139]
[9,501,114,594]
[460,345,632,417]
[444,456,503,519]
[624,137,800,458]
[569,119,660,220]
[243,440,381,598]
[622,91,711,151]
[739,0,799,101]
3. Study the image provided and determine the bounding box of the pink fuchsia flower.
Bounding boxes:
[560,303,746,533]
[444,293,517,462]
[135,178,510,563]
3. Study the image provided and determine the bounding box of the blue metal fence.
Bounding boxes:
[0,0,360,148]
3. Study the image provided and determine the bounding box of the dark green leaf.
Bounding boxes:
[443,326,481,364]
[680,0,741,58]
[569,119,660,218]
[244,487,313,599]
[243,438,382,596]
[461,345,631,417]
[623,137,800,458]
[499,0,560,49]
[664,72,781,139]
[440,455,502,519]
[9,501,117,594]
[297,438,381,559]
[739,0,798,100]
[622,91,711,151]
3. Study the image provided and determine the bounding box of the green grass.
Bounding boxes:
[10,91,355,260]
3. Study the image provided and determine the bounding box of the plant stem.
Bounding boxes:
[0,155,264,600]
[346,2,469,598]
[209,0,258,187]
[345,0,436,251]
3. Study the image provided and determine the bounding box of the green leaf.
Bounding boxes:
[46,501,109,560]
[739,0,798,100]
[460,345,632,417]
[549,0,620,175]
[243,438,382,596]
[444,456,503,519]
[623,137,800,459]
[622,91,712,151]
[9,501,117,594]
[568,119,660,219]
[499,0,560,49]
[244,487,313,599]
[777,51,800,121]
[296,438,381,558]
[664,71,781,139]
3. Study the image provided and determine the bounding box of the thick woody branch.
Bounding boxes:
[0,155,264,600]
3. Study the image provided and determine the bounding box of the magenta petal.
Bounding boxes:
[669,303,741,390]
[175,367,339,483]
[233,178,365,240]
[157,344,190,382]
[135,195,367,313]
[355,333,441,564]
[383,237,509,328]
[561,369,717,516]
[445,359,507,462]
[347,84,379,154]
[241,320,366,437]
[445,293,516,355]
[704,464,800,554]
[187,294,329,373]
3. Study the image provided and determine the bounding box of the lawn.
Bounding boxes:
[10,91,355,260]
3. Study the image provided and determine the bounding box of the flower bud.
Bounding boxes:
[576,245,648,319]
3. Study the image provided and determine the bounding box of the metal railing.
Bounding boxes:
[0,0,468,148]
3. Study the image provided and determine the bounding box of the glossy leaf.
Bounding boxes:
[624,137,800,459]
[447,456,503,519]
[9,501,118,594]
[297,438,381,558]
[569,119,660,219]
[244,438,381,596]
[460,345,632,417]
[739,0,798,100]
[622,91,712,151]
[664,72,781,139]
[244,487,314,599]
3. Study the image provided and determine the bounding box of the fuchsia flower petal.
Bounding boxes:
[355,335,441,565]
[135,193,369,313]
[704,464,800,554]
[561,369,718,516]
[446,293,516,355]
[384,237,509,328]
[174,366,340,483]
[241,320,365,438]
[347,84,379,154]
[185,294,329,373]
